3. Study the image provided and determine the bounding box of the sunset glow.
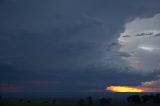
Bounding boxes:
[106,86,144,92]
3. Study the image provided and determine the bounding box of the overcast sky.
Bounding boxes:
[0,0,160,96]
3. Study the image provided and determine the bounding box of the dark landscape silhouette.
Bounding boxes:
[0,93,160,106]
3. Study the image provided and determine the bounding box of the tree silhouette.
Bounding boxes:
[142,94,160,103]
[87,96,93,106]
[106,98,112,105]
[43,100,49,103]
[0,96,3,106]
[155,94,160,103]
[19,99,24,102]
[127,95,141,104]
[141,95,150,103]
[99,97,112,106]
[27,100,31,103]
[99,97,106,106]
[52,99,56,104]
[78,99,86,106]
[141,94,156,103]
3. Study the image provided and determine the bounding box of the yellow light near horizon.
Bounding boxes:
[106,86,144,92]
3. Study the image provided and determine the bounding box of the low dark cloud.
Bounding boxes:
[0,0,160,95]
[0,63,156,94]
[155,33,160,37]
[122,35,130,37]
[136,32,154,37]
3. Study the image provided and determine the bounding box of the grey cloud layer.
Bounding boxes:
[0,0,160,94]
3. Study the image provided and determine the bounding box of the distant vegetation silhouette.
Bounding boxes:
[19,98,24,102]
[87,96,93,106]
[141,94,160,103]
[127,94,160,104]
[1,94,160,106]
[77,96,112,106]
[52,99,56,104]
[78,99,86,106]
[99,97,112,106]
[27,100,31,103]
[127,95,141,104]
[0,96,3,106]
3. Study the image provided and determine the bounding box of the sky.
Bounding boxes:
[0,0,160,97]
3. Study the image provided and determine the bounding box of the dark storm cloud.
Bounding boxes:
[136,32,154,37]
[0,63,156,93]
[155,33,160,37]
[122,35,130,37]
[1,0,160,94]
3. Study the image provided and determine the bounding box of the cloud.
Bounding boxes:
[25,80,60,87]
[118,13,160,72]
[155,33,160,37]
[139,78,160,92]
[141,79,160,87]
[0,83,23,93]
[107,78,160,92]
[1,0,160,95]
[1,62,155,93]
[136,32,153,36]
[1,0,160,72]
[122,35,131,37]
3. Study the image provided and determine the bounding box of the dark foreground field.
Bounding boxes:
[1,93,160,106]
[1,101,160,106]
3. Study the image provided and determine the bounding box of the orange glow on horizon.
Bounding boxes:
[106,86,144,92]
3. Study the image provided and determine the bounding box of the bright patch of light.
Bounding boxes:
[106,85,160,92]
[139,46,154,52]
[106,86,144,92]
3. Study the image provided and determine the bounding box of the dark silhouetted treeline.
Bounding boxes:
[78,96,112,106]
[0,94,160,106]
[127,94,160,104]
